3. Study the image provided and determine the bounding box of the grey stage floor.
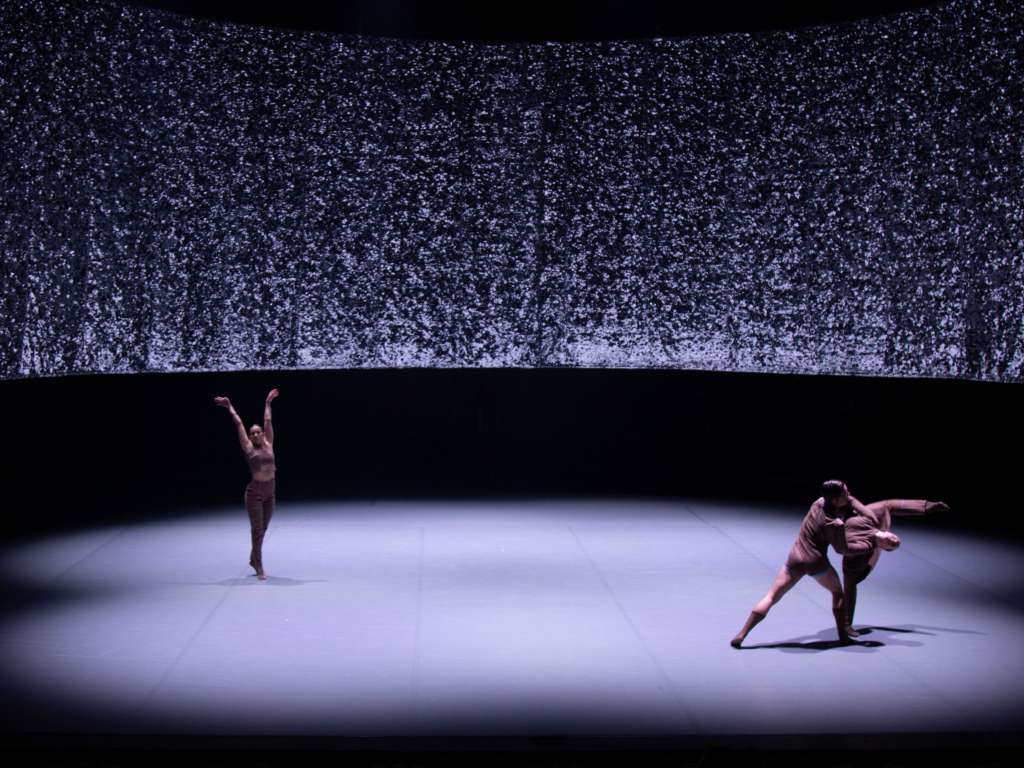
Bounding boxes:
[1,499,1022,739]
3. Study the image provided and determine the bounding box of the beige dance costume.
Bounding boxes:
[785,498,855,576]
[244,445,276,573]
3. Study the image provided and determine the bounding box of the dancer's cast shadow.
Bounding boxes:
[213,576,327,587]
[857,623,986,636]
[741,633,884,652]
[171,577,323,589]
[845,623,985,646]
[742,622,981,652]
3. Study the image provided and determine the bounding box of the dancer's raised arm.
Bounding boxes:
[264,388,279,445]
[214,396,252,454]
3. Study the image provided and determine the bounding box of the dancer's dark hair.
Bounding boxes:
[821,479,848,512]
[821,479,846,499]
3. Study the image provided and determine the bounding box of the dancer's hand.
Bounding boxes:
[266,388,279,403]
[214,396,232,408]
[925,501,949,514]
[825,517,845,527]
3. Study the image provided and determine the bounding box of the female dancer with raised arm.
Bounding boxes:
[730,480,870,648]
[214,389,279,580]
[840,498,949,637]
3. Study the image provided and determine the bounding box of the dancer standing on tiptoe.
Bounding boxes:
[214,389,279,580]
[840,497,949,637]
[730,480,870,648]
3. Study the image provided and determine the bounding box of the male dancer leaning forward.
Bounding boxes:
[214,389,279,580]
[731,480,869,648]
[840,498,949,637]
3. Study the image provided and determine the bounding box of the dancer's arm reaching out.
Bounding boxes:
[214,396,253,454]
[877,499,950,516]
[264,389,278,445]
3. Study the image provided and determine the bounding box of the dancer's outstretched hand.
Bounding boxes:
[214,396,232,408]
[925,501,950,514]
[266,388,280,403]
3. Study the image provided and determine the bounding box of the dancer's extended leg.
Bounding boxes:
[246,482,269,580]
[812,566,850,643]
[731,566,802,648]
[843,578,859,637]
[259,483,275,579]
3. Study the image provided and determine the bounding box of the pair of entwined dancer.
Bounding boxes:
[731,480,949,647]
[214,393,948,643]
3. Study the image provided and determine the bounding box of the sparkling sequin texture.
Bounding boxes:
[1,0,1021,379]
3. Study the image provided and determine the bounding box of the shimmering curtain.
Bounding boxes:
[1,0,1021,380]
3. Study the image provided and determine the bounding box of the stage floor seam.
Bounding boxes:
[567,523,700,733]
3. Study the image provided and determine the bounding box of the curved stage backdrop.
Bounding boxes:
[1,0,1021,380]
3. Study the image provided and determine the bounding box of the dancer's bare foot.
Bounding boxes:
[845,625,861,638]
[257,569,267,581]
[730,636,743,649]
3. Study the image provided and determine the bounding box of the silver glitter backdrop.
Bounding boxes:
[1,0,1021,379]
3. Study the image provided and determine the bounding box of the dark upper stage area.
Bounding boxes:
[127,0,945,41]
